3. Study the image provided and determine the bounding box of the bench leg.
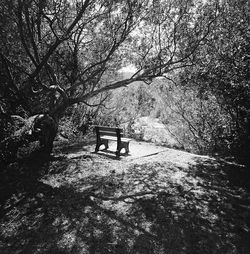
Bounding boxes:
[95,142,101,153]
[103,139,109,150]
[95,139,109,153]
[116,143,121,158]
[125,142,130,154]
[115,150,120,158]
[121,141,130,154]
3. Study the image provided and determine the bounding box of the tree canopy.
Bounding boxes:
[0,0,217,118]
[1,0,249,166]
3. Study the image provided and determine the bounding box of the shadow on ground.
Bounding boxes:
[1,142,250,254]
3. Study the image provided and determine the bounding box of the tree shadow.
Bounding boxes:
[94,149,131,160]
[185,157,250,254]
[54,139,96,154]
[0,153,66,217]
[1,178,156,253]
[1,150,250,253]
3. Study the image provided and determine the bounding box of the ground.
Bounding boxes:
[0,138,250,254]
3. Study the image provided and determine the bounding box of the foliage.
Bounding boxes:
[105,75,234,155]
[2,0,247,164]
[103,82,155,123]
[179,0,250,162]
[57,116,81,141]
[1,0,212,117]
[0,0,216,159]
[153,79,233,154]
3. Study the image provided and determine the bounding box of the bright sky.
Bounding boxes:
[119,64,137,73]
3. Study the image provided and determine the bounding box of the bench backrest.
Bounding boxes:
[94,126,123,138]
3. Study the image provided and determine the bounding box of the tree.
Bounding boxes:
[0,0,217,162]
[179,0,250,163]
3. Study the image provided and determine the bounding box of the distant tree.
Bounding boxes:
[0,0,218,161]
[151,78,232,154]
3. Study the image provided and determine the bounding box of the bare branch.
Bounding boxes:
[24,0,92,87]
[16,0,38,67]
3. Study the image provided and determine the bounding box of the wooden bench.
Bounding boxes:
[94,126,131,157]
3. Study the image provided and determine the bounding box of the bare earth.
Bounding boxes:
[0,139,250,253]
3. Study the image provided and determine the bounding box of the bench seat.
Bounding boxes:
[101,136,131,142]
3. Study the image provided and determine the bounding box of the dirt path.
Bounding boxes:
[1,140,250,253]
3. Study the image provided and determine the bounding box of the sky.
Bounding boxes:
[119,64,137,73]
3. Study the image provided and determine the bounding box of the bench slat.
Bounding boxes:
[95,126,122,132]
[121,138,131,142]
[101,136,131,142]
[99,131,123,137]
[101,136,118,140]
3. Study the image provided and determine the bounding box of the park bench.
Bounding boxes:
[94,126,131,157]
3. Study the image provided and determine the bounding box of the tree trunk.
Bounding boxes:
[0,114,58,164]
[32,114,58,154]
